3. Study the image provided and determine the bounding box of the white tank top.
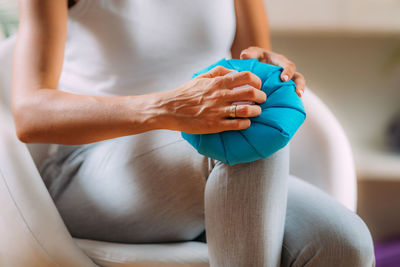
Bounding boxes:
[59,0,236,96]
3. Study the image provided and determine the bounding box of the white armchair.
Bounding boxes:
[0,36,356,267]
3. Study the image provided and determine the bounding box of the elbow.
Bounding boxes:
[12,101,39,144]
[14,117,36,144]
[15,125,35,143]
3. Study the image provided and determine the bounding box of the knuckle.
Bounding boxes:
[246,88,257,98]
[295,73,306,85]
[214,65,225,72]
[231,120,240,129]
[289,62,297,71]
[249,106,259,116]
[238,105,248,114]
[244,105,252,113]
[192,79,205,90]
[213,90,226,100]
[210,77,224,87]
[285,65,295,74]
[241,71,252,80]
[287,61,295,68]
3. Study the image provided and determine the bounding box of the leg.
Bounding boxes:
[205,146,290,267]
[40,129,212,243]
[282,176,375,267]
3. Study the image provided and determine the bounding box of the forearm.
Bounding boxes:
[12,89,166,144]
[231,0,271,58]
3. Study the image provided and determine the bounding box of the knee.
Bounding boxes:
[320,215,375,267]
[287,215,375,267]
[338,216,375,267]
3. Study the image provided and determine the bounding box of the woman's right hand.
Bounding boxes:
[156,66,267,134]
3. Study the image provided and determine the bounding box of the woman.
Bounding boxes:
[12,0,375,266]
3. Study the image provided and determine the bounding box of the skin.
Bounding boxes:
[12,0,305,145]
[231,0,306,96]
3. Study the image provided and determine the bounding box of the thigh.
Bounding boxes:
[282,176,375,267]
[41,130,212,243]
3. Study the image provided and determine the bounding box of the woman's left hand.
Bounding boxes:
[240,46,306,98]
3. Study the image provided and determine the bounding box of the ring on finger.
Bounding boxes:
[229,104,237,118]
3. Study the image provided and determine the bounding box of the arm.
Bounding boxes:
[231,0,271,58]
[12,0,265,145]
[231,0,306,97]
[13,0,163,144]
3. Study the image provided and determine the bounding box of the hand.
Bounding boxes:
[240,46,306,98]
[157,66,267,134]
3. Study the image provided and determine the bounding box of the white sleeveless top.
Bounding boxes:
[59,0,236,96]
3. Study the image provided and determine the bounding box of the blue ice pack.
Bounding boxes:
[181,58,306,165]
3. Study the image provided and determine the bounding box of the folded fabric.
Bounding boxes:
[181,58,306,165]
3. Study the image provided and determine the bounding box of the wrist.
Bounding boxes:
[147,90,179,131]
[124,91,173,132]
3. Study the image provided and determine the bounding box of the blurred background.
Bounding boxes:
[1,0,399,265]
[265,0,400,247]
[265,1,400,265]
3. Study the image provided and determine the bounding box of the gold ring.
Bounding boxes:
[229,104,237,118]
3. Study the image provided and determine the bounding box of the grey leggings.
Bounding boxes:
[40,129,375,267]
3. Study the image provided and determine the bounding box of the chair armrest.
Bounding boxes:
[0,108,97,267]
[0,36,15,111]
[290,89,357,212]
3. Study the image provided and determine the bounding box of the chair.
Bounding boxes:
[0,35,357,267]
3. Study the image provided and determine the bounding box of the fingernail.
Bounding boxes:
[299,90,303,97]
[240,51,248,58]
[282,75,289,82]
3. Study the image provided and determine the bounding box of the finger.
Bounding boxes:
[272,54,296,82]
[292,72,306,98]
[280,60,297,82]
[240,47,264,60]
[224,71,262,90]
[226,104,262,118]
[220,118,251,131]
[197,65,237,79]
[227,86,267,104]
